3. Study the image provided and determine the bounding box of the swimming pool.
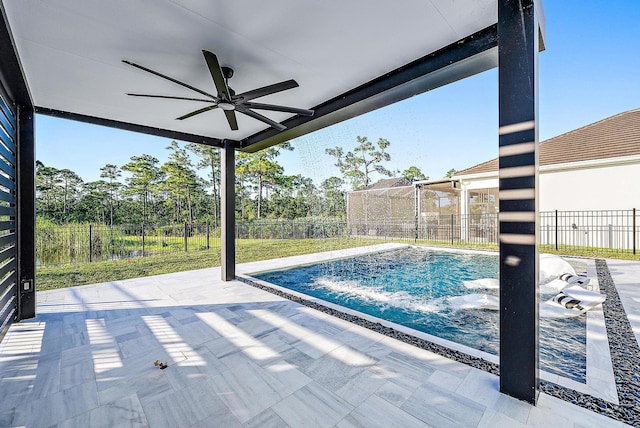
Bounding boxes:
[253,246,586,382]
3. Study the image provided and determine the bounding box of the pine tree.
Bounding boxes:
[326,136,392,189]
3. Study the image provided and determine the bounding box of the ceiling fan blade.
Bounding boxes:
[202,50,232,101]
[243,102,314,117]
[122,60,216,99]
[224,110,239,131]
[236,107,286,131]
[236,79,299,102]
[176,105,217,120]
[127,93,215,103]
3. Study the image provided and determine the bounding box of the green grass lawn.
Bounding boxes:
[539,245,640,260]
[37,231,218,265]
[35,237,640,291]
[36,238,381,291]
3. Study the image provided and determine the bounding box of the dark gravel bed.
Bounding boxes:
[238,259,640,426]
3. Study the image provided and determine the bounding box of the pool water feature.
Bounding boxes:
[253,247,587,382]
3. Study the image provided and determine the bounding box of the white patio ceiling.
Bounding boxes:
[3,0,501,149]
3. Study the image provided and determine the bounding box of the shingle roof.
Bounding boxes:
[361,177,413,190]
[456,108,640,176]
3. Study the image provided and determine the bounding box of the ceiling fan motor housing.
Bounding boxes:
[221,66,234,79]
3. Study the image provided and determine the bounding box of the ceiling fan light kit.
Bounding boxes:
[217,102,235,111]
[123,50,314,132]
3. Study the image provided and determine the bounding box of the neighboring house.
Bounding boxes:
[347,177,461,239]
[346,109,640,248]
[347,177,461,223]
[347,178,415,224]
[455,108,640,213]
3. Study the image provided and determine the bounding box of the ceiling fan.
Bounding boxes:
[123,50,314,132]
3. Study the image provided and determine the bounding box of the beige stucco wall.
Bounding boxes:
[458,158,640,213]
[539,162,640,211]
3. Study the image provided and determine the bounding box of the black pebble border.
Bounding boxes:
[539,260,640,426]
[238,261,640,426]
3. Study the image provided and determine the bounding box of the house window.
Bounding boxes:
[469,188,498,215]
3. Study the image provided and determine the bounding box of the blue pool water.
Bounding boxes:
[254,247,586,382]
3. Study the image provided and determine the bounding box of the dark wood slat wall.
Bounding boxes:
[0,79,17,339]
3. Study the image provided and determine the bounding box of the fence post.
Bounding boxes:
[142,223,145,257]
[206,222,210,249]
[634,208,637,255]
[608,224,613,249]
[451,214,454,245]
[89,224,93,263]
[109,224,114,261]
[555,209,558,251]
[184,223,188,252]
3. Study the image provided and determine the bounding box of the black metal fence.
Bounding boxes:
[347,213,499,245]
[36,219,351,266]
[236,218,348,240]
[347,209,639,256]
[540,209,638,255]
[36,209,639,266]
[36,222,219,266]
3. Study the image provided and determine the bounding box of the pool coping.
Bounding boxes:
[237,243,639,425]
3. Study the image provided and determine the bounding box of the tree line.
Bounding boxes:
[36,136,452,226]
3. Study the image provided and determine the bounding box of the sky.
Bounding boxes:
[36,1,640,186]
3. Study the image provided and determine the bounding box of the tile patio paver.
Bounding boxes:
[0,247,637,427]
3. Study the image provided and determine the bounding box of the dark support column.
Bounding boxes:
[221,140,235,281]
[498,0,540,404]
[16,105,36,320]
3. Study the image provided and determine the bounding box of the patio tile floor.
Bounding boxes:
[0,250,636,427]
